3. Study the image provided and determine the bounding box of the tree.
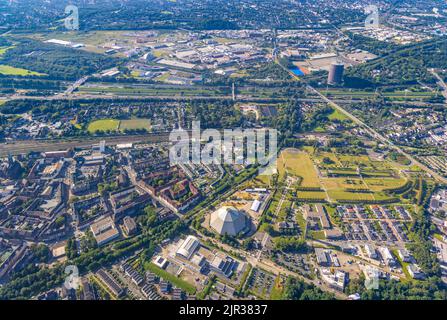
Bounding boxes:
[31,244,51,263]
[274,237,307,253]
[283,277,334,300]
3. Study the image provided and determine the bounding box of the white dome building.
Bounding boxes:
[210,206,248,236]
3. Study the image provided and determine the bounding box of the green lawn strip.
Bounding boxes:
[309,230,326,240]
[434,233,445,242]
[269,276,284,300]
[391,249,411,282]
[236,264,252,294]
[144,262,196,294]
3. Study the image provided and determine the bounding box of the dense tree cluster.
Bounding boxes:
[346,276,446,300]
[0,39,119,80]
[408,208,440,276]
[274,237,308,253]
[283,277,335,300]
[346,38,447,87]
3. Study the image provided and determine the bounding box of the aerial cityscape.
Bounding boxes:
[1,0,447,305]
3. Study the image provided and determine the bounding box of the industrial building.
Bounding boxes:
[327,63,344,85]
[176,235,201,260]
[365,244,378,259]
[90,216,120,246]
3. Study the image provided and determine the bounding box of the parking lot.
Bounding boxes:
[245,268,276,299]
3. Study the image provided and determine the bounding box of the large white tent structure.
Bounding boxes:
[210,206,248,236]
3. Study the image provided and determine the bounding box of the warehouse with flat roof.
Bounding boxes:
[176,235,200,260]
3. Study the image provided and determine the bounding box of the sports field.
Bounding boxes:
[119,119,151,131]
[87,119,120,133]
[88,119,151,133]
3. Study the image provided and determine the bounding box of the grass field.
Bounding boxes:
[324,89,437,101]
[276,148,407,203]
[322,177,369,190]
[119,119,151,131]
[154,72,171,82]
[309,230,326,240]
[88,119,151,133]
[337,154,372,166]
[79,83,279,98]
[25,30,139,55]
[327,190,375,201]
[297,191,327,200]
[144,262,196,294]
[0,65,44,76]
[278,149,320,187]
[328,108,350,121]
[363,178,407,192]
[269,276,285,300]
[87,119,120,133]
[250,174,272,187]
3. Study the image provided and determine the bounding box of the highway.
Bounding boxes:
[429,69,447,102]
[63,76,90,96]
